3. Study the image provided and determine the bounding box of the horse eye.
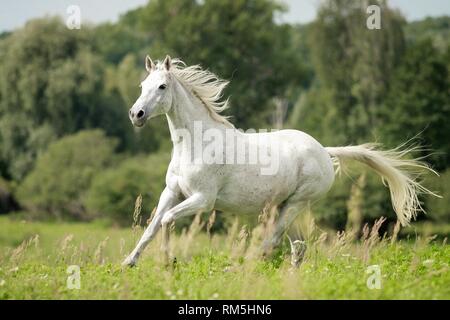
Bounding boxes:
[159,84,167,90]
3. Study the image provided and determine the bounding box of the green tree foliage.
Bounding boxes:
[85,152,170,225]
[0,18,129,180]
[405,16,450,52]
[424,168,450,223]
[93,22,148,64]
[16,130,117,219]
[290,0,405,146]
[379,39,450,170]
[312,165,394,230]
[110,54,142,107]
[120,0,305,128]
[0,177,19,214]
[287,1,446,229]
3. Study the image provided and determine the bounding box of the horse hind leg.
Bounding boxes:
[261,200,309,257]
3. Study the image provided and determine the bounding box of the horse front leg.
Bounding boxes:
[159,193,215,264]
[122,187,181,267]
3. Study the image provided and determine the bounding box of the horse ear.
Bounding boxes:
[145,55,155,72]
[163,55,172,71]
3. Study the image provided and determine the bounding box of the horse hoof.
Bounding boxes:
[121,257,137,268]
[290,240,307,268]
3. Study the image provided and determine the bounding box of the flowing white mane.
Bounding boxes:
[158,59,233,127]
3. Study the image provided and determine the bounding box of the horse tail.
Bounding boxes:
[325,143,439,226]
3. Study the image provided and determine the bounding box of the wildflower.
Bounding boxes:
[9,266,19,273]
[422,259,434,267]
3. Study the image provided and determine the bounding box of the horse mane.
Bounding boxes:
[158,58,234,127]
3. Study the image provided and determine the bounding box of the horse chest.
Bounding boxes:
[170,161,216,198]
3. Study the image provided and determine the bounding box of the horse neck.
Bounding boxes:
[166,79,228,145]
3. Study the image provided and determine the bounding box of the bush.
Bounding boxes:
[0,18,133,181]
[312,163,396,230]
[16,130,117,219]
[0,177,19,214]
[424,168,450,223]
[85,151,170,226]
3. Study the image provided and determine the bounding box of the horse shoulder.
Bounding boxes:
[164,156,182,194]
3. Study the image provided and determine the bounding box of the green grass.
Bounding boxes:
[0,216,448,299]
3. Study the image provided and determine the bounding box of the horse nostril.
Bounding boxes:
[137,110,145,119]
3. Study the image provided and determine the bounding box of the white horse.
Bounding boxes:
[123,55,435,267]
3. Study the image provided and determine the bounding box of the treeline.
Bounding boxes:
[0,0,448,228]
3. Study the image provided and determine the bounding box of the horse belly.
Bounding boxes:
[214,166,296,215]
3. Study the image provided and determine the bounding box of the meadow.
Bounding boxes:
[0,213,448,300]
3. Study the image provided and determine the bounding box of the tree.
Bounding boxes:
[16,130,117,219]
[291,0,406,146]
[120,0,306,128]
[288,1,409,229]
[0,18,130,180]
[85,152,169,226]
[379,39,450,171]
[93,22,148,65]
[404,16,450,52]
[0,177,19,214]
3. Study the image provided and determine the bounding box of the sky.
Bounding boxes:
[1,0,449,32]
[278,0,450,24]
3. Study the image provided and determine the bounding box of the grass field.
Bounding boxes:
[0,215,449,300]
